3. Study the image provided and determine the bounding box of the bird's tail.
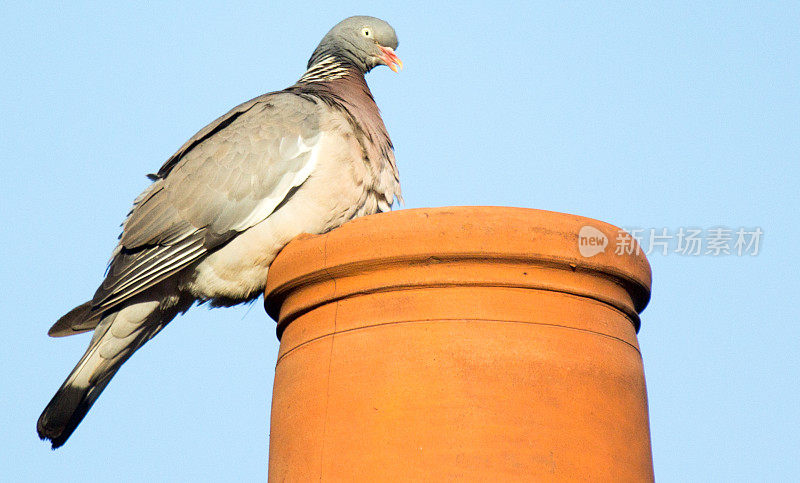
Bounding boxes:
[38,299,166,448]
[37,359,115,449]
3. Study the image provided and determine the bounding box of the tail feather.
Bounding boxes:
[38,299,167,448]
[37,375,114,449]
[38,310,124,448]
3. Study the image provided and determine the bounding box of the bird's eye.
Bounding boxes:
[362,28,372,37]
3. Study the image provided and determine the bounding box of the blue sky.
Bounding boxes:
[1,1,798,480]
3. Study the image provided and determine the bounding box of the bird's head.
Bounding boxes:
[308,16,402,73]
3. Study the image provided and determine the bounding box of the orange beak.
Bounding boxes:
[378,45,403,72]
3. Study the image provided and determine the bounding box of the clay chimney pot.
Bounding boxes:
[265,206,653,481]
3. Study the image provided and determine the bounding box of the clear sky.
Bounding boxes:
[2,1,798,481]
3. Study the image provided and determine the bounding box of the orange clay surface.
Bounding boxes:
[265,206,653,481]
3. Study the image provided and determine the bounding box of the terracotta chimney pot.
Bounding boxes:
[264,206,653,481]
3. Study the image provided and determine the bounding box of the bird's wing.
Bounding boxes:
[91,92,322,310]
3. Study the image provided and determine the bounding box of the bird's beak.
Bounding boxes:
[378,45,403,72]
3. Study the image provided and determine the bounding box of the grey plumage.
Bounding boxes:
[38,16,402,448]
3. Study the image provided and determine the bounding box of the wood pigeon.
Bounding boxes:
[38,15,402,448]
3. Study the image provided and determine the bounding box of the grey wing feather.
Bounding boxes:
[92,92,322,310]
[153,95,266,179]
[48,301,100,337]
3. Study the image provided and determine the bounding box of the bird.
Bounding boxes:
[37,15,402,449]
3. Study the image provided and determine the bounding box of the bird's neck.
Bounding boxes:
[290,55,397,184]
[293,56,383,140]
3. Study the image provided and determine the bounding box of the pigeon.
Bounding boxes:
[37,15,402,449]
